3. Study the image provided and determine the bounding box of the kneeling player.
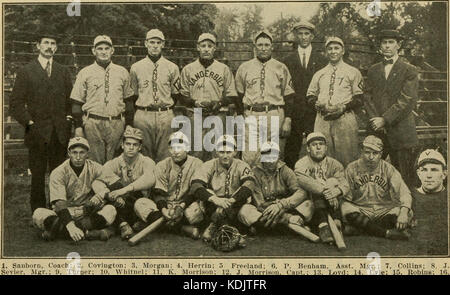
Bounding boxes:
[238,141,315,239]
[190,135,255,241]
[294,132,349,243]
[98,126,156,240]
[343,135,414,240]
[133,132,204,239]
[32,137,117,242]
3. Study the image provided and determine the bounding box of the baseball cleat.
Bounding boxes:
[40,216,60,241]
[181,225,200,240]
[132,220,147,232]
[248,226,257,236]
[202,222,217,242]
[120,223,134,240]
[385,229,411,241]
[318,224,334,243]
[85,228,114,241]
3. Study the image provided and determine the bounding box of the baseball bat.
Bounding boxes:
[327,214,346,250]
[288,223,320,243]
[128,217,164,246]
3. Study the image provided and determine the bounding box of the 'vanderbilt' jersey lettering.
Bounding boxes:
[180,59,237,104]
[187,69,224,87]
[353,174,388,191]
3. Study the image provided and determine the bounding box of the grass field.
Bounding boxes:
[2,173,448,258]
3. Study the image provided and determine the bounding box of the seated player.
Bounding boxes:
[190,135,255,242]
[238,141,314,236]
[343,135,414,240]
[414,149,447,197]
[294,132,349,243]
[133,132,204,239]
[32,137,118,242]
[96,126,156,240]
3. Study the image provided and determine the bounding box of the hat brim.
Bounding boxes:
[198,38,216,44]
[94,41,113,48]
[307,136,326,145]
[362,143,382,152]
[418,158,446,168]
[68,143,89,151]
[293,25,314,32]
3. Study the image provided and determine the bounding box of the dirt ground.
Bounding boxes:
[2,173,448,258]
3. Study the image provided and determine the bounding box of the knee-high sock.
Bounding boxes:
[346,212,386,238]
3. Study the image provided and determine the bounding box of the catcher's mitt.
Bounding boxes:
[166,204,184,227]
[211,225,246,252]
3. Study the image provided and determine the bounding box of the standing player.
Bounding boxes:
[238,141,314,236]
[190,135,255,241]
[343,135,413,240]
[282,21,327,168]
[306,37,363,167]
[96,126,156,240]
[294,132,349,243]
[364,29,419,185]
[32,137,118,242]
[71,35,134,164]
[180,32,237,161]
[10,32,73,213]
[129,29,182,162]
[133,132,204,239]
[235,30,295,168]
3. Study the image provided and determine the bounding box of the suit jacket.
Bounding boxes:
[10,59,73,147]
[364,58,419,150]
[282,47,327,124]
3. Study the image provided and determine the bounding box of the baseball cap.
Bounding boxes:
[123,126,144,141]
[417,149,446,167]
[93,35,113,48]
[306,132,327,145]
[198,33,216,44]
[378,29,404,41]
[260,141,280,163]
[68,137,90,151]
[254,30,273,43]
[292,21,315,33]
[168,131,190,150]
[362,135,383,152]
[325,36,344,48]
[146,29,165,41]
[216,135,236,152]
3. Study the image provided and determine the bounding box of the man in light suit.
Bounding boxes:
[10,32,73,213]
[282,21,327,169]
[364,29,419,185]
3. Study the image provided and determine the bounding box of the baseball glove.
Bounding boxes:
[211,225,246,252]
[166,204,184,227]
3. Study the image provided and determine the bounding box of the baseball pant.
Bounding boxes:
[83,116,125,164]
[134,109,174,163]
[314,111,359,167]
[28,128,67,213]
[242,108,286,168]
[238,200,314,227]
[186,109,228,161]
[32,205,117,238]
[341,201,414,224]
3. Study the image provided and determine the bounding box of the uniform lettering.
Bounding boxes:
[188,70,224,87]
[354,174,388,190]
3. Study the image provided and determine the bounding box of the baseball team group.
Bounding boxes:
[9,21,447,251]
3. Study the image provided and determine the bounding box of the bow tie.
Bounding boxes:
[383,59,394,65]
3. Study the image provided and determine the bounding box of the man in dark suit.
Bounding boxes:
[282,21,327,168]
[10,33,73,213]
[364,29,419,186]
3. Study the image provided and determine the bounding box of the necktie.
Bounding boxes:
[45,61,51,77]
[260,63,266,99]
[302,52,307,69]
[152,63,159,104]
[104,67,110,104]
[383,59,394,65]
[328,66,337,101]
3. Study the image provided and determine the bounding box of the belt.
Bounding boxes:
[136,105,173,112]
[245,105,282,112]
[85,112,123,120]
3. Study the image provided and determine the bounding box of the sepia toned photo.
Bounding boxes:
[1,0,448,276]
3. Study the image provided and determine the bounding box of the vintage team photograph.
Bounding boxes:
[2,0,448,258]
